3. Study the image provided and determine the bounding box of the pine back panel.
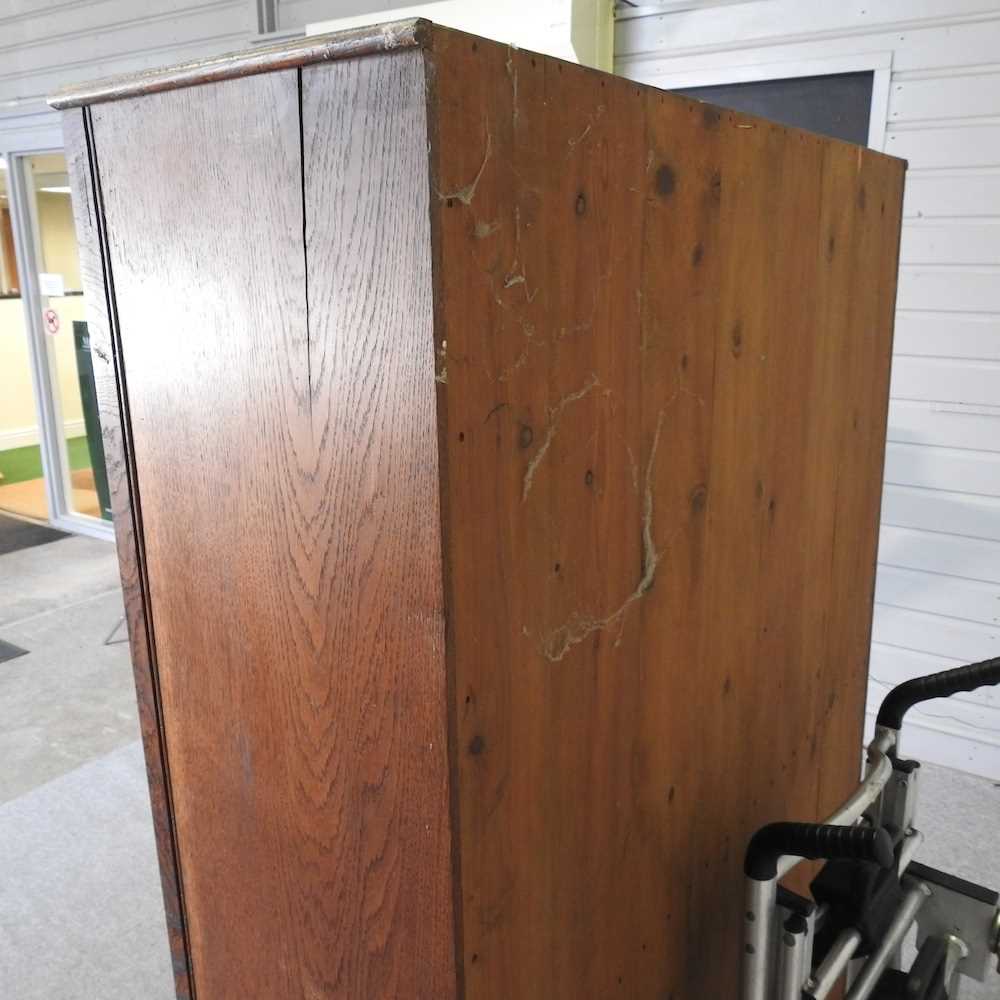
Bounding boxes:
[427,26,904,999]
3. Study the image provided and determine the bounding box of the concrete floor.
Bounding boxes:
[0,535,997,998]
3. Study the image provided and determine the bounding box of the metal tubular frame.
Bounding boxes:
[804,928,862,1000]
[744,727,900,1000]
[776,916,809,1000]
[844,880,931,999]
[744,878,777,1000]
[742,657,1000,1000]
[744,726,898,992]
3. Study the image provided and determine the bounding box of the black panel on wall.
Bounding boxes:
[675,71,875,146]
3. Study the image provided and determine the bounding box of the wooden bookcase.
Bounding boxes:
[52,19,905,999]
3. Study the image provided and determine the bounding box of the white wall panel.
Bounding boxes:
[893,313,1000,360]
[876,564,1000,625]
[878,525,1000,581]
[896,268,1000,313]
[0,1,253,152]
[0,0,234,50]
[888,400,1000,451]
[903,172,1000,219]
[614,0,1000,58]
[889,356,1000,406]
[881,485,1000,541]
[886,124,1000,169]
[618,18,1000,76]
[899,222,1000,265]
[873,605,999,661]
[0,106,62,151]
[0,5,253,106]
[883,440,1000,496]
[280,0,409,30]
[889,72,1000,124]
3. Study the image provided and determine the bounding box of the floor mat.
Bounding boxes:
[0,513,68,556]
[0,638,28,664]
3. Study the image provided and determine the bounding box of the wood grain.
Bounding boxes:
[300,51,458,998]
[426,25,905,999]
[89,55,454,999]
[63,107,193,999]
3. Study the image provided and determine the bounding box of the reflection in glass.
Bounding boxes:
[32,154,109,520]
[0,154,111,523]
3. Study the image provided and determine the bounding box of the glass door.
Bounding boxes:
[0,155,43,521]
[0,149,112,536]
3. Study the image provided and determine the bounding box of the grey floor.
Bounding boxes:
[0,535,173,1000]
[0,536,997,998]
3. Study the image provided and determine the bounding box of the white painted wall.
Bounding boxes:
[0,1,612,153]
[0,2,257,152]
[0,1,424,151]
[307,0,614,69]
[309,0,577,58]
[617,0,1000,779]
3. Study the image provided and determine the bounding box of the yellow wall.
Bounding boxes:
[0,294,88,445]
[0,177,87,447]
[36,192,82,291]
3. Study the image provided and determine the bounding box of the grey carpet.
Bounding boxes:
[0,514,68,556]
[0,535,121,630]
[0,588,140,805]
[0,740,173,1000]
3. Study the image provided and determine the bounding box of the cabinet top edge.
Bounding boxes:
[48,17,429,109]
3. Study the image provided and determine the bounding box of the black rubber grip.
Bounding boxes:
[876,655,1000,730]
[744,822,894,881]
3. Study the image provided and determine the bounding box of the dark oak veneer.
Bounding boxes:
[56,19,905,1000]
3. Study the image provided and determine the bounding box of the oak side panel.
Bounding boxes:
[427,27,905,999]
[63,107,193,999]
[90,58,453,998]
[301,51,458,998]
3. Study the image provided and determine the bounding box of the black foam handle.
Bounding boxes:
[876,656,1000,731]
[744,822,894,881]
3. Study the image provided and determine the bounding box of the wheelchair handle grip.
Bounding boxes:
[744,822,893,881]
[876,656,1000,731]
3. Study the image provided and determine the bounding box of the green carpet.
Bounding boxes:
[0,437,92,485]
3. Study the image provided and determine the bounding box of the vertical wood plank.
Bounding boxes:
[63,106,193,1000]
[428,26,905,999]
[89,54,454,998]
[301,51,458,999]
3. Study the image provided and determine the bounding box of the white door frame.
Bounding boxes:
[626,50,893,151]
[4,146,114,541]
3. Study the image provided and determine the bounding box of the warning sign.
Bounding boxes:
[43,308,60,334]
